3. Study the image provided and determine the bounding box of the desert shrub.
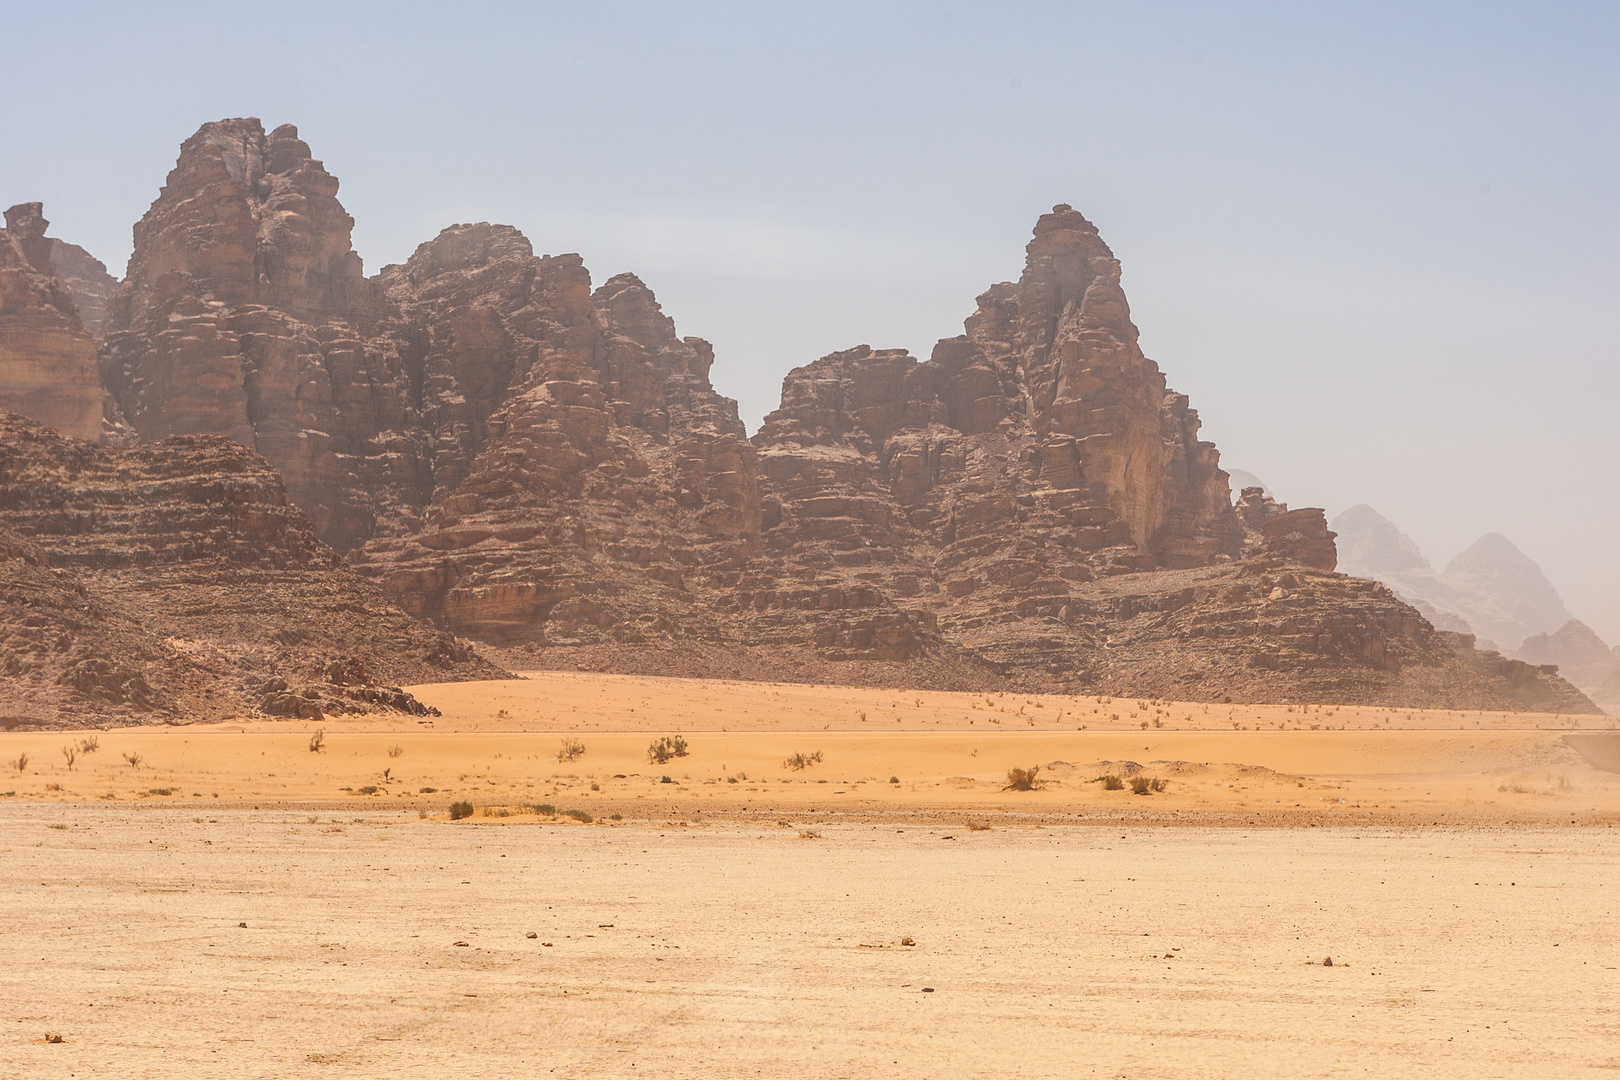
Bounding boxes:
[308,730,326,753]
[1004,766,1041,791]
[449,800,474,820]
[1100,774,1124,790]
[1130,776,1152,795]
[563,809,592,823]
[890,775,900,784]
[45,783,63,792]
[609,813,623,821]
[357,785,379,795]
[61,745,76,770]
[78,735,99,754]
[967,821,991,831]
[387,744,404,759]
[799,829,822,839]
[647,736,689,764]
[419,786,438,794]
[9,753,29,773]
[727,776,738,784]
[1151,778,1167,792]
[533,803,557,816]
[660,775,674,784]
[557,738,586,763]
[784,751,824,771]
[121,751,141,768]
[147,787,173,796]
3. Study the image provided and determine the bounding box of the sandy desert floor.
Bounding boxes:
[2,671,1618,1076]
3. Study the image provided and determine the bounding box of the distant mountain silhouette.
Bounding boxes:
[1331,506,1571,651]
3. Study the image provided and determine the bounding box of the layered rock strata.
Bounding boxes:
[348,224,765,646]
[11,119,1595,711]
[0,203,103,441]
[0,412,502,727]
[98,118,425,551]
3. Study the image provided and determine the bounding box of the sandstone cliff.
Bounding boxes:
[9,120,1596,712]
[0,412,502,727]
[347,223,763,648]
[0,203,103,441]
[98,118,426,552]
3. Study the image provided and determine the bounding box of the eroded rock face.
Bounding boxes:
[0,412,502,726]
[349,224,761,645]
[98,118,426,552]
[42,123,1593,710]
[0,203,103,441]
[745,207,1258,674]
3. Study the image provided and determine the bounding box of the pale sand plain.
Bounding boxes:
[3,671,1618,1076]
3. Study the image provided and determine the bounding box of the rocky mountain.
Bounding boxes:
[1441,533,1573,649]
[1516,620,1620,710]
[1332,505,1573,650]
[0,412,503,728]
[0,117,1602,713]
[0,203,103,442]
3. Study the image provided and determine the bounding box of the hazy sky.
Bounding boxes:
[5,2,1617,641]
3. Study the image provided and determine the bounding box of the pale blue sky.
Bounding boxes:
[5,1,1617,640]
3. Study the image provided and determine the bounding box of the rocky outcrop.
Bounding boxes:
[9,119,1593,712]
[0,203,103,441]
[743,208,1263,675]
[346,223,761,647]
[98,118,426,552]
[46,236,117,339]
[0,412,502,727]
[1235,487,1337,570]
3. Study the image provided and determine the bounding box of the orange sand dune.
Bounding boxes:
[1,673,1614,825]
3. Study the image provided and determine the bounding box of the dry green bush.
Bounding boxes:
[448,800,474,820]
[784,751,824,771]
[1099,774,1124,790]
[387,744,404,759]
[557,738,586,763]
[9,753,28,773]
[647,736,689,764]
[78,735,99,754]
[60,745,76,770]
[308,730,326,753]
[1004,766,1041,791]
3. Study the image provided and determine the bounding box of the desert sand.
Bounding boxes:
[2,671,1617,1076]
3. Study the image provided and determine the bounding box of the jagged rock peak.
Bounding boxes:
[114,117,371,326]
